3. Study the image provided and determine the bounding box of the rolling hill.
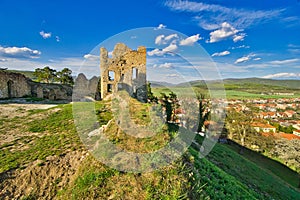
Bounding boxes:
[0,97,299,199]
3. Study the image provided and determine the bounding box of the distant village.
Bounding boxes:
[226,98,300,139]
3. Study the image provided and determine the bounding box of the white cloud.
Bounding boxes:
[148,49,166,57]
[235,56,250,64]
[148,43,179,56]
[208,22,243,43]
[231,45,250,49]
[163,43,178,52]
[155,34,178,45]
[148,43,178,56]
[166,73,179,77]
[155,35,165,45]
[39,31,52,39]
[0,58,7,62]
[234,54,256,64]
[0,46,41,58]
[253,57,261,61]
[159,63,173,68]
[262,73,300,79]
[155,24,167,30]
[83,54,99,61]
[165,34,178,41]
[212,51,230,57]
[269,58,299,65]
[233,33,246,42]
[179,34,202,46]
[164,0,283,30]
[148,49,164,56]
[56,36,60,42]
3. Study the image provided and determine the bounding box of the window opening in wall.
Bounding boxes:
[108,70,115,81]
[7,80,13,98]
[107,84,113,92]
[132,67,138,80]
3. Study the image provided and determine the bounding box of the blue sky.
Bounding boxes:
[0,0,300,82]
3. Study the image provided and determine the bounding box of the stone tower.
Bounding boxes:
[100,43,147,102]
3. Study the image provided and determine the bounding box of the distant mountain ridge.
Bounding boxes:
[151,78,300,89]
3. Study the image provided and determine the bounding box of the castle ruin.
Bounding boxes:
[100,43,147,102]
[0,70,72,100]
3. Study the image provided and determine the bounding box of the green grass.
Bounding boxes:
[59,155,196,199]
[152,81,300,99]
[0,104,81,173]
[196,139,300,199]
[1,97,300,199]
[225,143,300,188]
[188,147,259,199]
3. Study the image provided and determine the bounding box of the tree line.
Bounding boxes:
[147,82,210,133]
[33,66,74,85]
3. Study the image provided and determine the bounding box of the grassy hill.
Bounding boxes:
[151,78,300,99]
[223,78,300,89]
[6,69,36,80]
[0,97,299,199]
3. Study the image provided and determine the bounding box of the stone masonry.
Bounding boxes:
[100,43,147,102]
[0,70,31,99]
[0,70,72,100]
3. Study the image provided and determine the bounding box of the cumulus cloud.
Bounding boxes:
[235,56,250,64]
[269,58,299,65]
[234,54,256,64]
[148,49,164,56]
[155,35,165,45]
[155,34,178,45]
[0,46,41,59]
[155,24,167,30]
[165,34,178,41]
[233,33,246,42]
[208,22,244,43]
[39,31,52,39]
[163,43,178,52]
[179,34,202,46]
[212,50,230,57]
[262,73,300,79]
[148,43,178,56]
[83,54,99,61]
[164,0,283,30]
[159,63,173,68]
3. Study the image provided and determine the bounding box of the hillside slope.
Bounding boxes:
[0,99,299,199]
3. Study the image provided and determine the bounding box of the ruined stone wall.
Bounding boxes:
[72,73,100,101]
[0,71,31,99]
[0,70,72,100]
[100,43,147,102]
[29,81,72,101]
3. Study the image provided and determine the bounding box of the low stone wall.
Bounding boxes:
[0,71,31,99]
[0,70,72,100]
[0,70,102,101]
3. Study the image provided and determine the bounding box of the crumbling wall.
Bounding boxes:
[0,70,72,100]
[0,71,31,98]
[72,73,100,101]
[100,43,147,102]
[29,82,72,101]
